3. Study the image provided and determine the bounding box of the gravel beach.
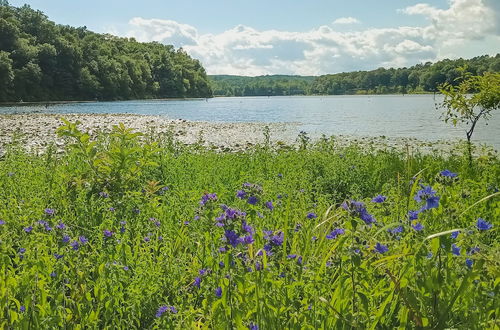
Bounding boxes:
[0,113,484,156]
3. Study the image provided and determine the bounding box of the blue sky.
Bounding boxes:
[9,0,500,75]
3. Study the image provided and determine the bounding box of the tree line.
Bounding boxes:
[0,2,212,102]
[210,55,500,96]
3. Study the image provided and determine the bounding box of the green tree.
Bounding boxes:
[439,69,500,162]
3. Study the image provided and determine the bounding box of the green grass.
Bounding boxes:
[0,120,499,329]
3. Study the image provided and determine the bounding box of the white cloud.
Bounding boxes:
[332,17,360,25]
[122,0,499,75]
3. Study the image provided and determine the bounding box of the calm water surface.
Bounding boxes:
[2,95,499,149]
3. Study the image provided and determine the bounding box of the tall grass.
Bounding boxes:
[0,120,498,328]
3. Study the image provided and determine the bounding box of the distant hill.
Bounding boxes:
[209,55,500,96]
[209,75,315,96]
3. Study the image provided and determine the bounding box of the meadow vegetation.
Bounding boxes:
[0,120,498,328]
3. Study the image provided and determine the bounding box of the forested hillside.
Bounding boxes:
[209,75,315,96]
[0,2,212,102]
[210,55,500,96]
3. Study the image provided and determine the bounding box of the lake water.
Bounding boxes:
[2,95,499,150]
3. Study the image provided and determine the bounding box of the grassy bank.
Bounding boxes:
[0,121,499,328]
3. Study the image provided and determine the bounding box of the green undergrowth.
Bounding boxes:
[0,120,499,329]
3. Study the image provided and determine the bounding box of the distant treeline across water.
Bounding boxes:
[209,54,500,96]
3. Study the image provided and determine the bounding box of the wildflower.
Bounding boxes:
[224,230,240,247]
[465,258,473,268]
[414,185,436,203]
[0,220,5,225]
[265,201,274,211]
[199,269,209,276]
[452,244,461,256]
[123,266,129,271]
[103,230,113,238]
[387,226,403,235]
[476,218,492,231]
[194,277,201,288]
[344,200,376,225]
[219,261,225,268]
[144,236,150,242]
[99,192,109,198]
[270,231,284,246]
[374,243,388,254]
[412,223,424,231]
[20,306,26,313]
[215,287,222,297]
[50,272,56,277]
[427,252,433,259]
[287,254,297,259]
[56,222,66,230]
[297,256,303,265]
[24,226,33,233]
[248,322,259,330]
[257,212,264,218]
[44,208,55,216]
[242,221,254,234]
[194,215,200,220]
[240,234,254,245]
[451,231,459,239]
[53,253,64,260]
[408,210,419,220]
[306,212,317,219]
[156,306,168,318]
[422,196,440,211]
[467,247,480,255]
[79,236,88,244]
[70,241,79,250]
[218,247,226,253]
[326,228,345,239]
[19,248,26,254]
[62,235,70,243]
[371,195,387,203]
[109,207,115,212]
[200,193,217,206]
[236,190,247,199]
[440,169,458,178]
[247,196,259,205]
[277,173,283,178]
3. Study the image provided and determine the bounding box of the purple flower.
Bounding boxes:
[50,272,57,277]
[199,269,209,276]
[422,196,440,211]
[156,305,169,318]
[240,234,254,245]
[53,253,64,260]
[103,230,113,238]
[297,256,303,265]
[144,236,150,242]
[388,226,403,235]
[467,247,480,255]
[19,248,26,254]
[123,266,129,271]
[225,230,240,247]
[79,236,88,244]
[109,207,115,212]
[326,228,345,239]
[248,322,259,330]
[99,192,109,198]
[236,190,247,199]
[200,193,217,206]
[414,185,436,203]
[408,210,419,220]
[374,243,388,254]
[219,261,225,267]
[371,195,387,203]
[20,306,26,313]
[0,220,5,225]
[56,222,66,230]
[24,226,33,233]
[452,244,461,256]
[247,196,259,205]
[194,277,201,288]
[70,241,79,250]
[440,169,458,178]
[242,221,254,234]
[277,173,283,178]
[270,231,284,246]
[287,254,297,259]
[265,201,274,210]
[44,208,55,216]
[476,218,492,231]
[450,231,459,239]
[215,287,222,297]
[345,201,376,225]
[62,235,70,243]
[194,215,200,220]
[306,212,317,219]
[465,258,473,268]
[412,223,424,231]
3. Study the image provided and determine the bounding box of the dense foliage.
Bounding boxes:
[209,75,315,97]
[0,2,212,102]
[0,122,499,328]
[210,55,500,96]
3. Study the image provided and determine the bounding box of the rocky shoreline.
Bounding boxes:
[0,113,487,156]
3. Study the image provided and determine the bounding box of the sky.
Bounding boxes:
[9,0,500,76]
